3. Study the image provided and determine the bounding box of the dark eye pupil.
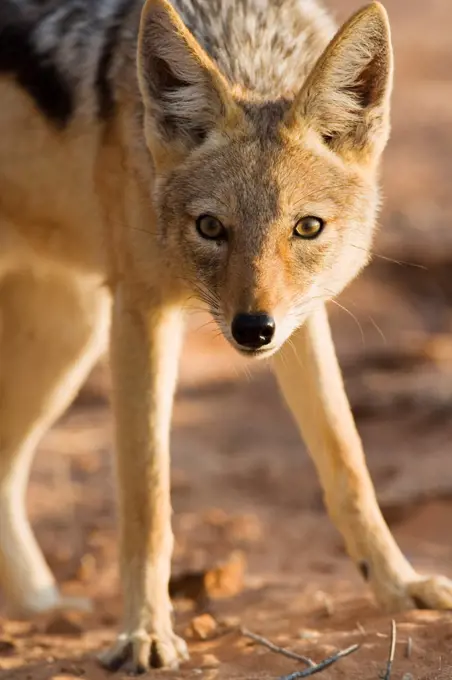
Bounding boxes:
[205,218,218,233]
[303,218,318,231]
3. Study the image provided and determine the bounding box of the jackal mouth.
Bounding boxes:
[234,345,277,359]
[224,333,281,359]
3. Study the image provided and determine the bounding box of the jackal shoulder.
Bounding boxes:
[0,0,335,128]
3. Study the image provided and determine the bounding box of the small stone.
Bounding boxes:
[200,654,220,669]
[189,613,218,640]
[297,629,319,640]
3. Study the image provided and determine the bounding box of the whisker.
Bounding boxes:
[350,243,427,270]
[194,318,219,333]
[287,336,304,369]
[128,226,161,238]
[329,298,365,346]
[242,362,252,382]
[367,314,388,346]
[212,330,226,341]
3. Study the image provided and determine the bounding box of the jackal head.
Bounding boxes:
[137,0,393,356]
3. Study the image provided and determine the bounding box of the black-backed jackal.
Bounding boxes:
[1,0,451,673]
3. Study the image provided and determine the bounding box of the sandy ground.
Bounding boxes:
[2,1,452,678]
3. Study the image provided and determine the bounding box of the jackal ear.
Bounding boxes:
[289,2,393,165]
[137,0,237,156]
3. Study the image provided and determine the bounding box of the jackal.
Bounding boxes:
[1,0,451,673]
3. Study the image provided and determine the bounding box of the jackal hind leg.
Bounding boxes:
[0,270,109,616]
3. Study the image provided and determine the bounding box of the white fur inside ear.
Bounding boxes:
[138,1,225,145]
[295,4,392,156]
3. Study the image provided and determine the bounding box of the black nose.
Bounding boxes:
[231,313,275,349]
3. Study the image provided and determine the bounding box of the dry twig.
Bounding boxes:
[383,620,397,680]
[240,628,315,667]
[356,621,366,636]
[405,636,412,659]
[277,643,360,680]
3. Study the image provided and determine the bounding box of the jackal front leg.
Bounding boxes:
[99,287,188,673]
[274,304,452,612]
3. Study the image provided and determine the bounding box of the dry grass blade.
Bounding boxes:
[383,620,397,680]
[277,643,360,679]
[405,636,412,659]
[240,628,315,667]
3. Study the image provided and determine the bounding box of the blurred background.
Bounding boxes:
[2,1,452,678]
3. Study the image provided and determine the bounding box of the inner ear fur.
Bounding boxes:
[137,0,240,155]
[288,2,393,164]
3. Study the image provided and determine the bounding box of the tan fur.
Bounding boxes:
[1,0,452,674]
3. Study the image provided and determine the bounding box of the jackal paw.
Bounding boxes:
[99,627,189,674]
[406,574,452,610]
[375,573,452,612]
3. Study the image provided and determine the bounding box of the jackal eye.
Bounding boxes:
[196,214,227,241]
[294,216,324,239]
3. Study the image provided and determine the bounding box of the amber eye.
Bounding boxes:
[294,216,324,239]
[196,214,227,241]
